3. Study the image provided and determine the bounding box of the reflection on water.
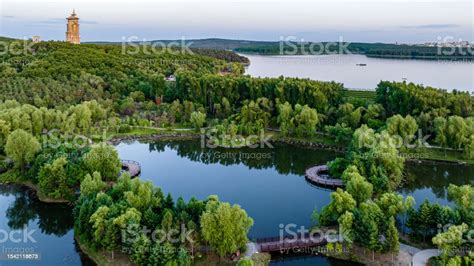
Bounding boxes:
[0,185,93,266]
[401,161,474,207]
[1,140,471,266]
[117,140,474,237]
[118,141,339,238]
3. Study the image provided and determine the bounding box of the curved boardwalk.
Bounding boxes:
[121,160,141,177]
[305,165,344,187]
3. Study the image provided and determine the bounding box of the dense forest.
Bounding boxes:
[0,38,473,265]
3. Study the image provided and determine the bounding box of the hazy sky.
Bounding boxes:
[1,0,473,43]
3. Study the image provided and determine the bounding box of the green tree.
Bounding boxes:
[201,196,253,257]
[5,129,41,171]
[90,206,111,246]
[0,119,10,152]
[432,223,468,261]
[447,184,474,209]
[345,169,373,205]
[38,157,70,199]
[338,211,354,245]
[190,111,206,130]
[319,188,356,225]
[131,233,151,265]
[277,102,294,136]
[293,104,319,137]
[385,216,400,256]
[83,143,121,181]
[375,192,404,218]
[386,114,418,147]
[80,171,107,197]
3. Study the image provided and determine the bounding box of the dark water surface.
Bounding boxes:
[0,185,92,266]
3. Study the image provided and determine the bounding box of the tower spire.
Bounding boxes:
[66,9,80,44]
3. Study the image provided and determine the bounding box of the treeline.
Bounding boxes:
[169,72,344,115]
[190,48,250,64]
[234,41,474,60]
[376,81,472,118]
[375,81,474,153]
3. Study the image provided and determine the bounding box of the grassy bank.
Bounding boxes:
[108,128,473,165]
[403,147,474,165]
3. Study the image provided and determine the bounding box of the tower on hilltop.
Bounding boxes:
[66,9,80,44]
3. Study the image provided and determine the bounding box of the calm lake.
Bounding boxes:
[244,54,474,92]
[1,140,472,265]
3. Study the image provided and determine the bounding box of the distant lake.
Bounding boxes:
[244,54,474,92]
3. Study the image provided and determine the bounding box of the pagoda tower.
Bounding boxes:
[66,9,80,44]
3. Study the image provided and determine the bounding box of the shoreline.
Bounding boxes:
[1,129,470,206]
[0,179,70,203]
[109,131,472,166]
[1,131,465,265]
[75,236,133,266]
[239,52,474,62]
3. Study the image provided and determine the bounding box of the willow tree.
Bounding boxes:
[83,143,121,181]
[200,196,253,257]
[5,129,41,171]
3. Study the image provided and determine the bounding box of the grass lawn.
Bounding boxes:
[403,147,474,165]
[343,89,377,102]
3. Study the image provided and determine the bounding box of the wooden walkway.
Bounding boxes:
[305,165,344,187]
[121,160,141,177]
[255,232,327,252]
